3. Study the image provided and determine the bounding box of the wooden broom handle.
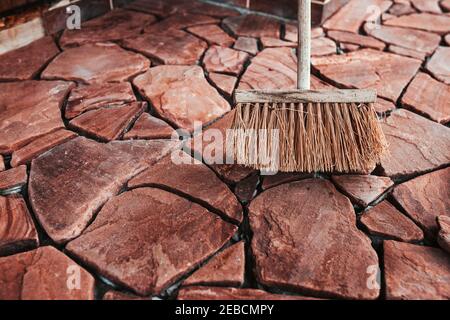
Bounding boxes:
[297,0,311,90]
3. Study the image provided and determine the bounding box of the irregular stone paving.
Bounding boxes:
[133,65,230,132]
[0,81,74,154]
[183,242,245,287]
[42,43,150,84]
[384,241,450,300]
[66,188,236,296]
[331,175,394,207]
[59,9,157,48]
[128,154,243,223]
[0,194,39,256]
[29,137,179,243]
[249,179,380,299]
[0,246,95,300]
[177,287,315,300]
[437,216,450,254]
[360,200,424,243]
[0,0,449,301]
[68,102,146,142]
[401,72,450,123]
[392,167,450,238]
[380,109,450,178]
[65,82,136,119]
[0,36,59,81]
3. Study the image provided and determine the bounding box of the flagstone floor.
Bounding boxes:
[0,0,449,300]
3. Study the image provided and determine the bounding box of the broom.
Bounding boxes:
[231,0,387,173]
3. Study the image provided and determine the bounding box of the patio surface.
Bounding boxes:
[0,0,449,300]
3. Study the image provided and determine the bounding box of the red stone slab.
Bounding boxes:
[122,30,207,65]
[203,45,249,76]
[442,0,450,11]
[380,109,450,178]
[123,113,177,140]
[410,0,442,13]
[0,36,59,81]
[261,172,313,190]
[223,14,280,38]
[249,179,379,299]
[234,174,259,203]
[437,216,450,254]
[42,43,150,84]
[183,242,245,287]
[144,12,219,33]
[0,194,38,256]
[65,82,136,119]
[401,72,450,123]
[327,30,386,50]
[187,24,235,47]
[59,9,157,48]
[360,200,424,242]
[312,49,421,102]
[284,24,324,42]
[311,37,337,56]
[233,37,259,55]
[0,246,95,300]
[0,81,74,154]
[11,129,77,167]
[388,0,416,16]
[364,24,441,55]
[133,65,230,132]
[208,72,237,97]
[66,188,236,296]
[384,240,450,300]
[128,154,243,223]
[260,37,297,48]
[392,167,450,238]
[178,286,314,300]
[323,0,391,33]
[103,290,151,300]
[331,174,393,207]
[426,46,450,84]
[388,45,426,61]
[375,98,396,113]
[385,13,450,34]
[0,156,4,171]
[69,102,146,142]
[0,165,27,192]
[29,136,179,243]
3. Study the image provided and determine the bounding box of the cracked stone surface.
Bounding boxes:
[249,179,380,299]
[128,154,243,223]
[66,188,236,296]
[392,167,450,238]
[187,24,235,47]
[437,216,450,254]
[183,242,245,287]
[0,246,95,300]
[29,137,179,243]
[123,113,177,140]
[178,286,314,300]
[203,45,249,76]
[69,102,146,142]
[380,109,450,178]
[331,175,394,207]
[426,46,450,84]
[59,9,157,48]
[122,30,207,65]
[0,194,38,256]
[65,82,136,119]
[384,240,450,300]
[0,80,74,154]
[360,200,424,242]
[0,36,59,81]
[1,0,449,301]
[312,49,421,102]
[133,65,230,132]
[0,165,28,193]
[401,72,450,123]
[42,43,150,84]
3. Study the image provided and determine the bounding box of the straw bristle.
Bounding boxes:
[231,102,387,173]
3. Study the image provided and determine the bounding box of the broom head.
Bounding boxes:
[230,89,387,173]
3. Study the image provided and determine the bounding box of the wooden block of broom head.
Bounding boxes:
[234,89,377,104]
